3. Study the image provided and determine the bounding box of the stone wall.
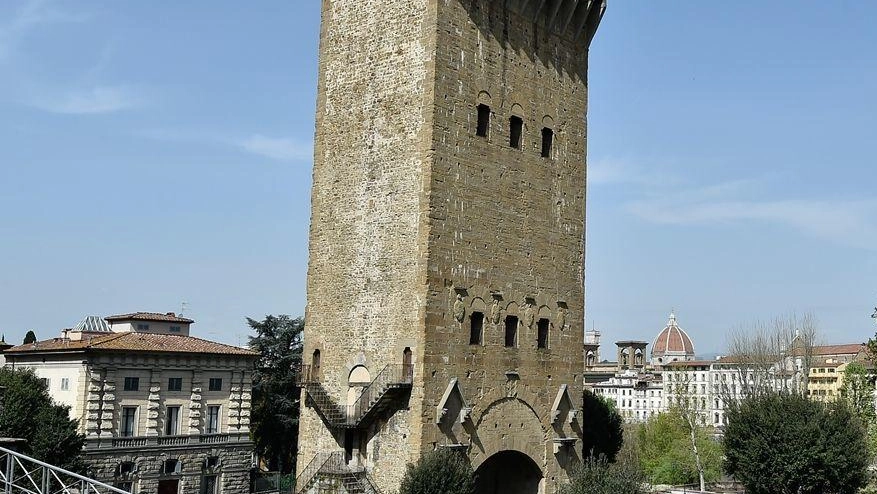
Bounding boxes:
[300,0,602,493]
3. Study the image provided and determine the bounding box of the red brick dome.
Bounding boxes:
[651,312,695,364]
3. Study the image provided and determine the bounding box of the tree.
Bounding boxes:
[248,315,304,474]
[725,392,868,494]
[22,330,36,344]
[581,390,623,462]
[840,361,877,458]
[399,448,474,494]
[0,368,85,472]
[558,456,645,494]
[635,412,722,487]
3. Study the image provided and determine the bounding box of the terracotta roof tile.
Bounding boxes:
[6,332,256,356]
[811,343,865,356]
[104,312,194,324]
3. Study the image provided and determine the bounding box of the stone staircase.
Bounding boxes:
[297,364,413,429]
[294,451,381,494]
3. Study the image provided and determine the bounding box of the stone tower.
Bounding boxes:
[297,1,605,493]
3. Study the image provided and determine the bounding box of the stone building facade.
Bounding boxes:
[297,1,605,493]
[5,314,257,494]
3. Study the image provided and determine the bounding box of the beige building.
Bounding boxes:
[805,344,866,402]
[296,1,605,493]
[5,312,258,494]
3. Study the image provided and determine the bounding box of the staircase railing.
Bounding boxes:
[0,445,129,494]
[294,451,343,494]
[295,363,413,428]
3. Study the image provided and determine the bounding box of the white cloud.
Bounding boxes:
[31,85,140,114]
[0,0,90,62]
[239,135,312,162]
[626,183,877,250]
[588,158,682,187]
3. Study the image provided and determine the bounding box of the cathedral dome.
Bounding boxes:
[651,312,695,365]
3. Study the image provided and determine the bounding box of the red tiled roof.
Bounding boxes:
[812,343,864,356]
[6,332,256,356]
[104,312,194,324]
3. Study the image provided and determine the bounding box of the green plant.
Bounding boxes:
[581,390,624,462]
[399,449,474,494]
[557,456,645,494]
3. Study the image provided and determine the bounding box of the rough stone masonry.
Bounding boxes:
[298,1,605,493]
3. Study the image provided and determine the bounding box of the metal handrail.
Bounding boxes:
[294,451,343,494]
[0,445,130,494]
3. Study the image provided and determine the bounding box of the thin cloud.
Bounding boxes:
[588,158,682,187]
[239,135,312,162]
[0,0,90,62]
[627,184,877,250]
[31,85,140,114]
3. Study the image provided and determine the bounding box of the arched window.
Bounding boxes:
[477,104,490,137]
[402,347,413,381]
[509,116,523,149]
[470,312,484,345]
[312,349,321,381]
[541,127,554,158]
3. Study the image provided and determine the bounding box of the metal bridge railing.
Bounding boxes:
[0,445,130,494]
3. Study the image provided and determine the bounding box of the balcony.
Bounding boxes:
[85,432,251,451]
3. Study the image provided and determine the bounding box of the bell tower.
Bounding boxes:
[297,1,605,492]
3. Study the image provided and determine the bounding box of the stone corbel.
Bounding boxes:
[552,437,577,454]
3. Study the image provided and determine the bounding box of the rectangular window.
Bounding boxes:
[163,459,180,474]
[165,406,181,436]
[201,475,218,494]
[60,378,69,391]
[168,377,183,392]
[124,377,140,391]
[40,378,50,388]
[121,407,137,437]
[536,318,549,349]
[476,104,490,137]
[169,325,181,333]
[469,312,484,345]
[206,406,221,434]
[504,316,518,348]
[208,378,223,392]
[541,127,554,158]
[509,116,523,149]
[136,323,149,331]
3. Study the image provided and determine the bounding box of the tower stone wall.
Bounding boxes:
[300,1,604,493]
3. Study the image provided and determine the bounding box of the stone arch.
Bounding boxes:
[470,397,546,472]
[470,296,487,311]
[477,90,492,106]
[504,301,519,316]
[542,115,555,127]
[509,102,524,117]
[475,449,543,494]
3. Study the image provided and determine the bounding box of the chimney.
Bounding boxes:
[166,312,176,317]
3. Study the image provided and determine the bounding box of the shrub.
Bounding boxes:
[724,392,868,494]
[558,456,646,494]
[581,390,624,462]
[399,448,474,494]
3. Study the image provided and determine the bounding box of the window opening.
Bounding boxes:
[208,378,222,391]
[469,312,484,345]
[165,406,181,436]
[206,405,221,434]
[504,316,518,348]
[476,104,490,137]
[537,318,549,349]
[509,116,523,149]
[121,407,137,437]
[541,127,554,158]
[124,377,140,391]
[168,377,183,392]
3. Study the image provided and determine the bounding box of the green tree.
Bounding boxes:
[725,392,868,494]
[558,456,645,494]
[22,330,36,344]
[248,315,304,474]
[0,368,85,472]
[581,390,624,462]
[399,448,474,494]
[635,411,722,486]
[839,362,877,459]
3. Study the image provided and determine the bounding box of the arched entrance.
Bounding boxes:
[474,450,542,494]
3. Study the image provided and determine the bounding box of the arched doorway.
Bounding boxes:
[402,347,413,381]
[475,450,542,494]
[311,350,321,381]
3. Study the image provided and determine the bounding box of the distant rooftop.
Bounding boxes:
[6,332,255,357]
[104,312,194,324]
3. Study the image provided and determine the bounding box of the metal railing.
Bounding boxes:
[296,364,413,429]
[293,451,343,494]
[0,445,130,494]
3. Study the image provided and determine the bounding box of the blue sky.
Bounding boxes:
[0,1,874,355]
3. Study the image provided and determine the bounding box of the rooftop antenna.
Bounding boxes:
[180,301,189,317]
